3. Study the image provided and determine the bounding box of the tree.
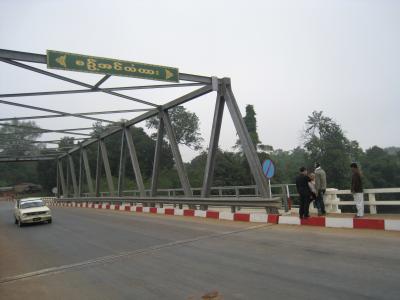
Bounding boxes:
[146,106,203,150]
[361,146,400,188]
[303,111,361,189]
[0,120,42,156]
[234,105,269,152]
[0,120,42,186]
[270,147,308,184]
[87,122,174,189]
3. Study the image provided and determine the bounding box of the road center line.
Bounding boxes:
[0,224,271,285]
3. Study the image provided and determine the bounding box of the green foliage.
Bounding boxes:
[303,111,361,189]
[235,105,268,151]
[269,147,308,184]
[37,160,57,193]
[146,106,204,150]
[0,120,42,156]
[360,146,400,188]
[0,120,42,186]
[1,109,399,194]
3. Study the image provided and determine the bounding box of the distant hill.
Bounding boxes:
[384,147,400,155]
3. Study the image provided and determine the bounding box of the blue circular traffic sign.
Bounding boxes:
[262,159,275,179]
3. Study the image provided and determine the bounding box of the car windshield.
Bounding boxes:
[20,201,45,209]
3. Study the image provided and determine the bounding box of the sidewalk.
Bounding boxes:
[54,201,400,232]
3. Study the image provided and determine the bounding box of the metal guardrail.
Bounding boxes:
[81,184,297,198]
[54,196,281,213]
[48,186,400,215]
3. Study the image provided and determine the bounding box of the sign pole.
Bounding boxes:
[268,179,272,198]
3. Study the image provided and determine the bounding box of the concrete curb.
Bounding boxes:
[52,202,400,232]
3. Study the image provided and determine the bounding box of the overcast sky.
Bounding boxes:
[1,0,399,161]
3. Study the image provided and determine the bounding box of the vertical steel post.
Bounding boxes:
[117,130,127,197]
[58,159,67,197]
[68,154,78,197]
[56,159,60,198]
[222,78,271,198]
[78,147,83,197]
[65,157,70,198]
[99,139,115,196]
[124,127,146,197]
[161,110,192,197]
[95,141,102,197]
[82,148,94,195]
[150,114,164,197]
[201,87,225,198]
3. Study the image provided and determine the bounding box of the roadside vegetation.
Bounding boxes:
[1,106,399,195]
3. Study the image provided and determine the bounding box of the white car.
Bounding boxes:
[14,197,52,227]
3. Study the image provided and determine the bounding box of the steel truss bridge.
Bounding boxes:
[0,49,279,210]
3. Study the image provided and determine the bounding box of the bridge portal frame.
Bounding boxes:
[0,49,272,204]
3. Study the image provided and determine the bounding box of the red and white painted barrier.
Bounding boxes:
[53,202,400,232]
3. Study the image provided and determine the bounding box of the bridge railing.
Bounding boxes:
[323,188,400,214]
[67,186,400,215]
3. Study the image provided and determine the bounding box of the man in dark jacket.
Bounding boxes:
[296,167,311,219]
[351,162,364,217]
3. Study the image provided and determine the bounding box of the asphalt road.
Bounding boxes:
[1,202,400,300]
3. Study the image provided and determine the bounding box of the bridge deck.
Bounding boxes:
[1,202,399,299]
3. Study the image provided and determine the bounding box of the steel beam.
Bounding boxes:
[68,154,78,197]
[58,160,67,197]
[0,109,151,122]
[66,156,70,198]
[0,98,115,124]
[0,122,93,136]
[0,49,212,84]
[222,78,271,198]
[78,148,83,197]
[82,148,94,194]
[93,75,111,89]
[95,141,102,197]
[56,160,60,198]
[0,155,57,162]
[117,131,127,197]
[161,110,192,197]
[201,88,225,197]
[0,58,158,107]
[59,85,213,158]
[0,83,204,99]
[124,128,145,197]
[150,114,164,196]
[99,140,115,196]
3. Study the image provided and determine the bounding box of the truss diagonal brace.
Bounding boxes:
[0,98,115,124]
[202,87,225,197]
[58,160,67,197]
[99,140,115,196]
[68,155,79,197]
[82,148,94,194]
[222,78,271,198]
[124,128,146,197]
[161,110,192,197]
[150,113,164,196]
[0,58,158,107]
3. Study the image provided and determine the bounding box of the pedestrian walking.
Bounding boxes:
[314,162,327,216]
[351,163,364,217]
[296,167,311,219]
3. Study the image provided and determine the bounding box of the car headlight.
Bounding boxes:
[22,213,27,217]
[46,211,51,215]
